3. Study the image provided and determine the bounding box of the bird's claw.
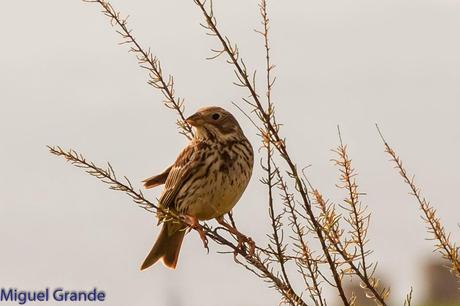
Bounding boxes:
[198,228,209,253]
[234,234,255,258]
[181,214,209,253]
[216,217,255,258]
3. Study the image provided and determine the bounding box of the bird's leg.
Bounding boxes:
[181,215,209,252]
[216,216,255,257]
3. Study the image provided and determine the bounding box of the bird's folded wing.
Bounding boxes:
[158,142,199,210]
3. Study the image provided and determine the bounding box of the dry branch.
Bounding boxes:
[332,130,389,303]
[377,126,460,281]
[193,1,350,303]
[257,0,295,303]
[275,167,326,306]
[83,0,194,139]
[48,145,307,306]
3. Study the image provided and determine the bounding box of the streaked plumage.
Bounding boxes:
[141,106,254,270]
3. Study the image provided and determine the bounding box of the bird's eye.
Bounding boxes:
[212,113,220,120]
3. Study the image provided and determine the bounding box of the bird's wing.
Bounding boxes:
[143,166,172,189]
[158,142,201,210]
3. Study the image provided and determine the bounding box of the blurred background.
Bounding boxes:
[1,0,460,305]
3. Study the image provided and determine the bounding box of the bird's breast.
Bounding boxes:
[176,139,253,220]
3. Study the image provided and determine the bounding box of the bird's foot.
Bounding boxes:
[216,216,255,257]
[181,215,209,253]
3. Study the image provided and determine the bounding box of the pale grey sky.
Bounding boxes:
[1,0,460,305]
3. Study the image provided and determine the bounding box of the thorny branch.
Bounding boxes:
[311,187,390,305]
[83,0,194,139]
[257,1,295,304]
[275,167,326,306]
[331,130,389,304]
[194,0,351,304]
[377,126,460,281]
[48,145,307,306]
[334,131,371,279]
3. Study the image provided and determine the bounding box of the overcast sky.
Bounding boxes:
[1,0,460,305]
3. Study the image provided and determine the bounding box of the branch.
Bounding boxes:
[83,0,194,139]
[311,188,389,305]
[47,146,156,212]
[193,1,350,303]
[331,128,388,304]
[256,1,296,304]
[275,167,326,306]
[48,145,307,306]
[334,130,370,277]
[377,125,460,280]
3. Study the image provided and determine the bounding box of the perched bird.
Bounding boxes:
[141,106,254,270]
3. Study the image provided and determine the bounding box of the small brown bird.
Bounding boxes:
[141,106,254,270]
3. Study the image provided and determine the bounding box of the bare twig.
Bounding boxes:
[256,1,295,304]
[275,167,325,306]
[311,187,390,305]
[332,128,388,303]
[83,0,194,139]
[377,125,460,280]
[48,145,156,212]
[334,129,371,278]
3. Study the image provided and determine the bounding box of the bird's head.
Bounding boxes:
[186,106,245,141]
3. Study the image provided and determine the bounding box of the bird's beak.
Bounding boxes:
[185,113,203,127]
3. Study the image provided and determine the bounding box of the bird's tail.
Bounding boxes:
[140,221,186,270]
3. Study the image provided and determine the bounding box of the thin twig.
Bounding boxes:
[311,187,390,305]
[275,167,325,306]
[377,125,460,280]
[257,0,295,303]
[83,0,194,139]
[332,128,388,303]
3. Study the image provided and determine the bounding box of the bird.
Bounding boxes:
[140,106,254,270]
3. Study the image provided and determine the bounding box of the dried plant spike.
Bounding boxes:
[332,127,388,303]
[256,0,295,302]
[47,145,157,212]
[82,0,193,139]
[376,124,460,280]
[275,165,325,305]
